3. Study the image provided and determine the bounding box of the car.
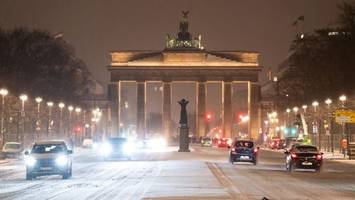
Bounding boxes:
[2,142,23,159]
[82,138,93,148]
[269,138,286,150]
[24,140,73,180]
[284,144,323,172]
[229,140,259,165]
[217,138,232,148]
[201,137,212,147]
[99,138,134,160]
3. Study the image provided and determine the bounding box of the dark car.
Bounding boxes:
[229,140,259,165]
[24,140,73,180]
[100,138,133,160]
[285,144,323,172]
[217,138,232,148]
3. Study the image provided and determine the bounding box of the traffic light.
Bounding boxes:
[206,113,212,121]
[74,125,82,133]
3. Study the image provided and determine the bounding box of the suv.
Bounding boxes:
[24,140,73,180]
[229,140,259,165]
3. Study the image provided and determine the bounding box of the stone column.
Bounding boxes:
[162,81,172,142]
[197,81,206,137]
[223,81,232,139]
[249,82,261,140]
[137,81,146,139]
[108,82,120,137]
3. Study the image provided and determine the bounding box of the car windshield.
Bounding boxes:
[202,138,211,141]
[295,146,318,152]
[31,144,66,154]
[235,141,254,148]
[108,138,127,146]
[5,143,21,149]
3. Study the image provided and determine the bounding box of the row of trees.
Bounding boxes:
[0,28,93,104]
[278,2,355,107]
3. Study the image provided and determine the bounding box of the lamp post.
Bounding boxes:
[302,105,307,113]
[35,97,42,140]
[19,94,28,143]
[325,98,332,153]
[75,107,81,145]
[312,101,319,147]
[68,106,74,143]
[339,95,347,157]
[286,108,291,127]
[47,101,53,139]
[0,89,8,146]
[58,102,65,138]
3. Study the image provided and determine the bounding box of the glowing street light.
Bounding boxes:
[19,94,28,114]
[286,108,291,113]
[339,95,347,102]
[325,98,332,107]
[302,105,307,113]
[293,106,299,114]
[75,107,81,113]
[312,101,319,112]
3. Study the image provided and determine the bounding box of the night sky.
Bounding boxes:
[0,0,347,128]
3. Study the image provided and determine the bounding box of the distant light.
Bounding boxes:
[35,97,42,103]
[20,94,28,101]
[312,101,319,107]
[339,95,347,102]
[325,98,332,105]
[302,105,307,109]
[75,107,81,113]
[286,108,291,113]
[293,107,299,113]
[0,89,8,96]
[68,105,74,111]
[300,34,304,39]
[58,102,65,108]
[47,101,54,107]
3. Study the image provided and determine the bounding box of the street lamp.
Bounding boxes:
[293,106,299,115]
[324,98,332,153]
[46,101,53,138]
[302,105,307,113]
[58,102,65,137]
[312,101,319,112]
[0,89,8,146]
[19,94,28,143]
[338,95,347,157]
[35,97,42,139]
[68,105,74,139]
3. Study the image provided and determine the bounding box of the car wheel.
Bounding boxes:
[253,160,257,165]
[26,172,32,180]
[62,172,70,179]
[315,167,321,173]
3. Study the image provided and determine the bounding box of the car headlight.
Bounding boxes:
[100,143,112,156]
[123,142,135,154]
[25,156,36,167]
[55,155,68,166]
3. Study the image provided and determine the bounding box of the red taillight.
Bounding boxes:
[291,153,298,159]
[218,141,221,144]
[316,154,322,160]
[253,148,258,153]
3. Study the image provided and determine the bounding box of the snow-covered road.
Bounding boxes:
[0,146,354,200]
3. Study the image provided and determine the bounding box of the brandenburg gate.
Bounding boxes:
[107,12,262,141]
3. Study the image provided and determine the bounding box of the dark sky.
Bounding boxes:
[0,0,347,84]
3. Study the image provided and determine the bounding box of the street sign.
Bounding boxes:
[335,110,355,124]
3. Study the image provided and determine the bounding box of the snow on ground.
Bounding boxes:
[0,145,355,200]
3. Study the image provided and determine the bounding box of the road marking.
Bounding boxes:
[206,162,246,200]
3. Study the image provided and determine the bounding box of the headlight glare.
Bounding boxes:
[25,156,36,167]
[55,155,68,166]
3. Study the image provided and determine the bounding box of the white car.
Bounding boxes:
[2,142,22,159]
[82,138,93,148]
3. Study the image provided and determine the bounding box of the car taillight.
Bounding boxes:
[218,141,221,144]
[291,153,298,159]
[316,154,322,160]
[253,148,258,153]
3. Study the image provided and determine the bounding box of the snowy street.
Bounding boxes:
[0,145,355,200]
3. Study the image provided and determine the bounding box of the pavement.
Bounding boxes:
[0,145,354,200]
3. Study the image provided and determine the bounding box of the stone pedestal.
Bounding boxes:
[178,126,190,152]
